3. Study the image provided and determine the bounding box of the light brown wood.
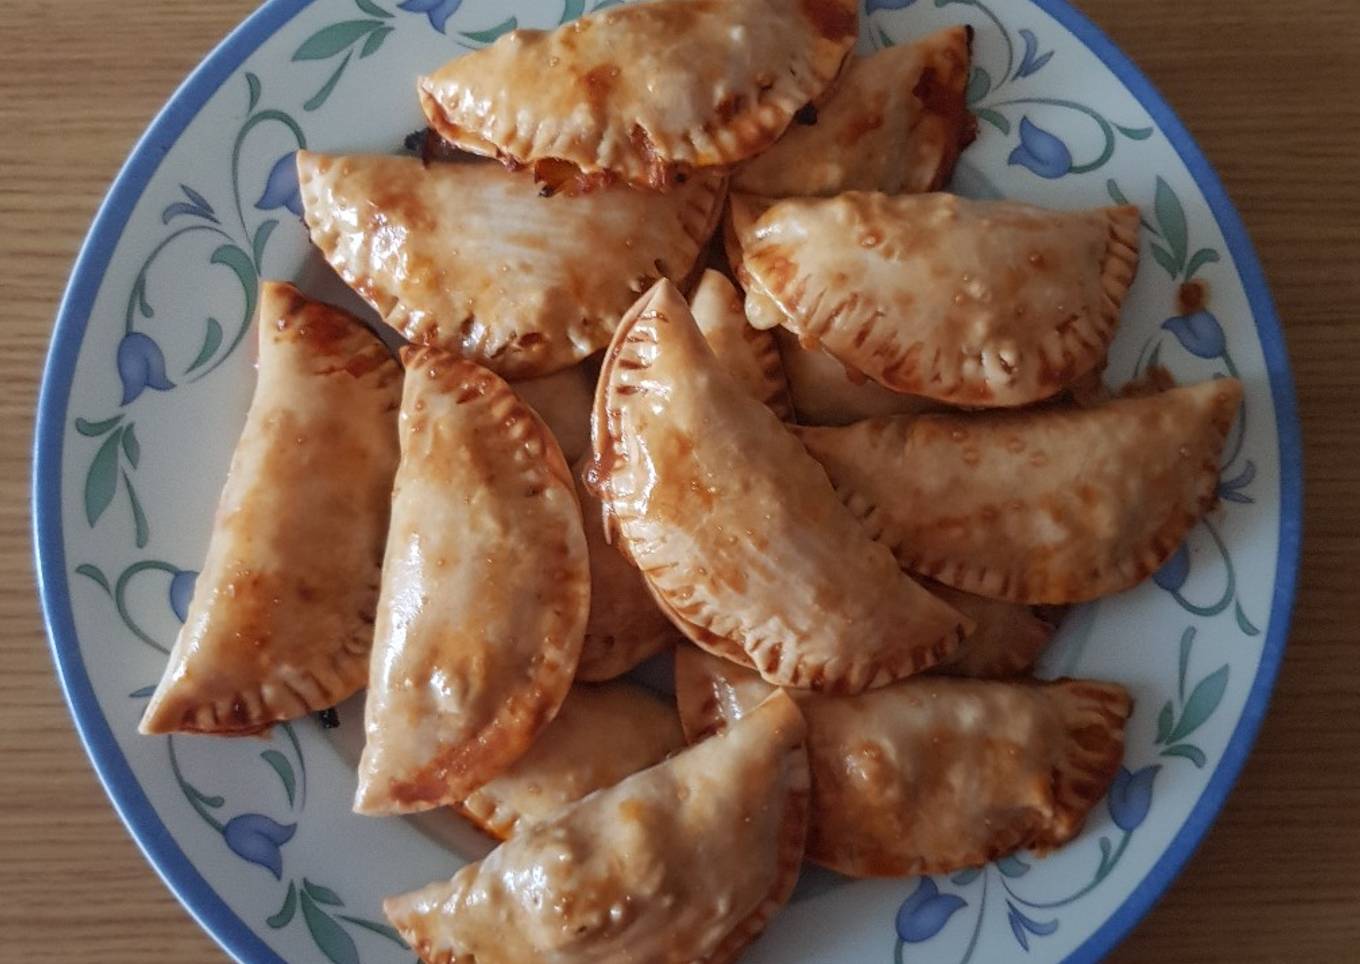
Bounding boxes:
[1,1,1356,961]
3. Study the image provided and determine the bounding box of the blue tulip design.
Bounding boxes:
[116,332,175,406]
[169,569,198,623]
[1107,765,1160,832]
[399,0,464,33]
[1006,902,1059,951]
[1162,310,1226,359]
[222,813,297,879]
[1152,542,1190,592]
[1008,117,1073,179]
[896,877,966,943]
[255,152,303,218]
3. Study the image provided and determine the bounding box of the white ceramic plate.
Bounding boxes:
[35,1,1301,961]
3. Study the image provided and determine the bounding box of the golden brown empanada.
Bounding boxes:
[296,151,725,378]
[797,378,1244,603]
[690,269,792,419]
[417,0,858,193]
[775,327,939,426]
[733,27,976,198]
[386,690,810,964]
[592,280,969,693]
[140,282,400,736]
[355,348,589,815]
[674,646,1130,877]
[927,583,1055,678]
[574,457,680,682]
[511,361,598,464]
[735,192,1141,406]
[457,680,684,840]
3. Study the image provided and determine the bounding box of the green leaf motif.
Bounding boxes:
[1106,178,1130,206]
[975,108,1010,135]
[463,17,518,43]
[336,915,408,948]
[966,66,991,105]
[1184,247,1221,281]
[560,0,585,22]
[75,414,123,437]
[304,52,353,111]
[1150,243,1179,278]
[252,220,278,269]
[300,891,361,964]
[353,0,394,17]
[304,879,345,907]
[121,424,141,468]
[1235,600,1261,637]
[1177,625,1196,702]
[267,882,298,928]
[123,472,150,548]
[292,20,384,61]
[1155,700,1174,744]
[1161,743,1207,768]
[261,750,297,807]
[85,428,123,526]
[950,867,982,886]
[75,563,112,595]
[186,782,225,809]
[246,72,262,112]
[128,684,157,698]
[359,25,392,58]
[1146,340,1163,372]
[1117,124,1154,140]
[134,276,154,319]
[1096,836,1114,877]
[876,25,894,49]
[208,244,259,361]
[996,854,1030,878]
[1167,664,1229,744]
[186,317,223,374]
[1153,176,1188,271]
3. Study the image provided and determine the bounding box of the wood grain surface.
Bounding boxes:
[2,1,1356,961]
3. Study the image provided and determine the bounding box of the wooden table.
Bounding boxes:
[2,1,1357,960]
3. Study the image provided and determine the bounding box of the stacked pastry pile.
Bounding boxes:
[137,0,1244,960]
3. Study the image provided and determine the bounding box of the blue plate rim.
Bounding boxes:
[31,1,1302,962]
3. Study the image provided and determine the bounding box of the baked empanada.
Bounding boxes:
[356,348,589,815]
[457,680,684,840]
[797,378,1244,603]
[574,457,680,682]
[691,269,792,419]
[297,152,725,379]
[417,0,858,193]
[928,583,1055,679]
[734,192,1141,406]
[386,690,810,963]
[733,27,975,198]
[592,280,969,693]
[775,327,939,426]
[674,646,1130,877]
[511,361,598,464]
[140,282,400,736]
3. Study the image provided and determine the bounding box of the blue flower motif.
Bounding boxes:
[255,152,302,217]
[1162,310,1226,359]
[1008,117,1072,179]
[1152,542,1190,592]
[1014,29,1054,79]
[1107,764,1160,832]
[116,332,175,405]
[895,877,966,943]
[222,813,296,879]
[399,0,463,33]
[169,569,198,623]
